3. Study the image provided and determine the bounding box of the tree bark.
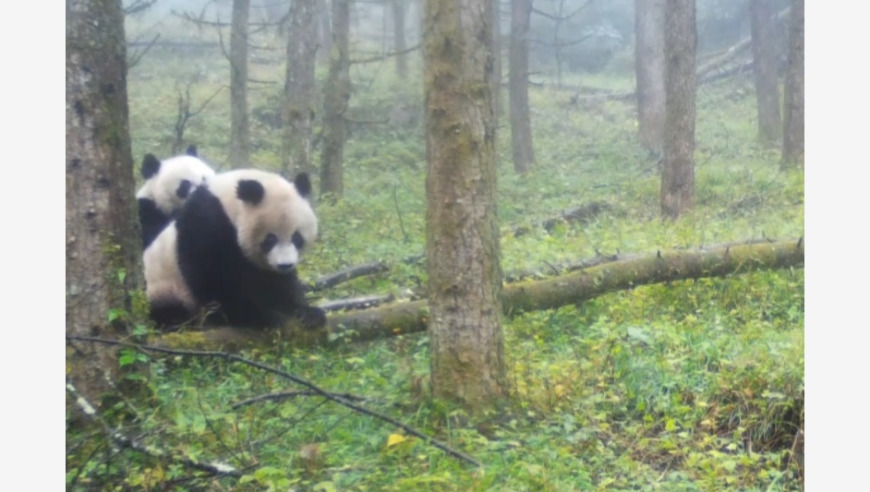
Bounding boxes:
[492,0,503,123]
[509,0,535,174]
[153,239,804,350]
[635,0,666,153]
[423,0,507,410]
[317,0,332,63]
[391,0,408,79]
[67,0,141,407]
[661,0,696,219]
[781,0,803,167]
[282,0,318,176]
[229,0,251,167]
[750,0,782,145]
[320,0,350,197]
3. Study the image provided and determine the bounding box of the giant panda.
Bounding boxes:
[143,169,326,330]
[136,146,216,248]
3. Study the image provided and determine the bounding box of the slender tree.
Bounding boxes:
[391,0,408,79]
[635,0,666,153]
[661,0,696,219]
[282,0,319,176]
[509,0,534,174]
[229,0,251,167]
[750,0,782,145]
[423,0,507,410]
[320,0,351,197]
[67,0,141,406]
[781,0,803,166]
[317,0,333,63]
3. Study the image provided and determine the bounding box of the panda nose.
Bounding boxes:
[277,263,296,273]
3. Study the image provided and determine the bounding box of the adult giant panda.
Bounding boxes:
[136,146,216,248]
[143,169,326,330]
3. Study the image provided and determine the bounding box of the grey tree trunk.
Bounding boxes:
[492,0,503,122]
[282,0,318,176]
[423,0,507,411]
[317,0,333,63]
[391,0,408,79]
[229,0,251,167]
[781,0,803,167]
[750,0,782,145]
[509,0,534,174]
[661,0,696,219]
[67,0,141,407]
[320,0,350,197]
[635,0,666,153]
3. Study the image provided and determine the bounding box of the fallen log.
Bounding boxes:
[152,238,803,350]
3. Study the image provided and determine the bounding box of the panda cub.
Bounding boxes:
[136,145,216,248]
[144,169,326,330]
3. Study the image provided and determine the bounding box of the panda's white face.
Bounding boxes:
[136,155,216,215]
[209,170,318,273]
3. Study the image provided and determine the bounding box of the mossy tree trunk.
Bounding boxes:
[750,0,782,145]
[661,0,696,219]
[154,239,805,350]
[282,0,318,176]
[509,0,534,174]
[781,0,803,167]
[320,0,350,198]
[66,0,141,407]
[635,0,666,154]
[317,0,333,63]
[229,0,251,167]
[423,0,507,411]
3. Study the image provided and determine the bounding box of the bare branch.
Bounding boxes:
[232,390,368,409]
[66,336,483,468]
[351,42,422,65]
[66,380,242,478]
[127,33,160,69]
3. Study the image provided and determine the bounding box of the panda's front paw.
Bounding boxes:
[294,306,327,331]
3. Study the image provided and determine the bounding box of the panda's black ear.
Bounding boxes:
[237,179,265,205]
[141,154,161,179]
[186,145,198,157]
[294,173,312,198]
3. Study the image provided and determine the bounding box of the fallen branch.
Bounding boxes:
[66,336,483,468]
[307,261,390,291]
[318,294,395,312]
[67,380,242,479]
[151,238,802,348]
[232,390,368,409]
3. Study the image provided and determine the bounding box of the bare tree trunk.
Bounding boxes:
[750,0,782,145]
[492,0,503,122]
[67,0,141,407]
[320,0,350,197]
[282,0,318,176]
[423,0,506,411]
[391,0,408,79]
[781,0,803,167]
[661,0,696,219]
[635,0,666,153]
[230,0,251,167]
[509,0,535,174]
[317,0,332,63]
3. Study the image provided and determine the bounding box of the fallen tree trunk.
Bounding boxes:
[154,239,803,350]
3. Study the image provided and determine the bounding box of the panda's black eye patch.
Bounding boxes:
[292,231,306,250]
[176,180,192,199]
[261,233,278,253]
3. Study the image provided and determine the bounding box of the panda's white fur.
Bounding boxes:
[207,169,318,272]
[144,168,324,330]
[142,223,196,318]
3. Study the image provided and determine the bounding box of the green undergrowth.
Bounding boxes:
[68,26,804,491]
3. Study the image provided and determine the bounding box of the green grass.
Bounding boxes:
[68,26,803,491]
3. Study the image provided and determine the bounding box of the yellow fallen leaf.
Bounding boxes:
[386,433,407,447]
